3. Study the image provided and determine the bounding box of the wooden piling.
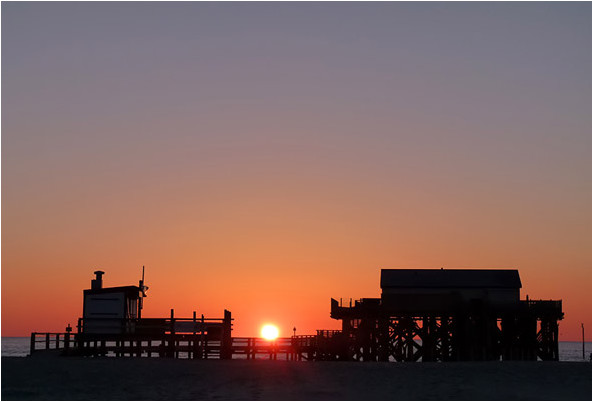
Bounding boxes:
[200,314,205,359]
[30,333,35,355]
[221,310,232,359]
[168,309,175,358]
[64,332,70,352]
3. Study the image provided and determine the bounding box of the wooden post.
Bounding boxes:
[148,340,152,358]
[192,311,197,359]
[553,321,559,361]
[159,340,165,358]
[200,314,205,359]
[168,309,175,358]
[193,311,197,334]
[582,323,585,360]
[45,333,50,350]
[64,324,72,354]
[30,333,36,355]
[56,334,60,349]
[221,309,232,359]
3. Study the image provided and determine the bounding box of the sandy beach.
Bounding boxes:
[1,357,590,400]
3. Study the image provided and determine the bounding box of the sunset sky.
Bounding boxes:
[2,2,591,341]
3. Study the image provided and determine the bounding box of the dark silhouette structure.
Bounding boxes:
[82,270,143,334]
[299,269,563,361]
[31,270,233,358]
[31,268,563,361]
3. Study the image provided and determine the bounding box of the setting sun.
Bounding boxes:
[261,324,279,340]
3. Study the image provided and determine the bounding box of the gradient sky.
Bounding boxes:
[2,2,591,340]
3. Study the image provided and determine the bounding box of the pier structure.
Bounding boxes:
[30,270,234,359]
[325,269,563,361]
[30,270,309,360]
[77,270,233,358]
[30,268,563,362]
[30,331,338,361]
[71,309,234,359]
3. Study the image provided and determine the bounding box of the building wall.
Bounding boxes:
[83,292,126,334]
[381,287,519,308]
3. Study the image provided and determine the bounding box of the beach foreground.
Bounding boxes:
[1,357,591,400]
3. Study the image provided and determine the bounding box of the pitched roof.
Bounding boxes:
[380,269,522,289]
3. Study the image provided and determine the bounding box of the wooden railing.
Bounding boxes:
[29,332,73,355]
[231,337,303,360]
[521,300,563,318]
[29,332,320,360]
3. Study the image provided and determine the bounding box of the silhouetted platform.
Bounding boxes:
[325,269,563,361]
[30,268,563,362]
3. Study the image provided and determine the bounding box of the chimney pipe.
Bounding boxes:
[91,270,105,290]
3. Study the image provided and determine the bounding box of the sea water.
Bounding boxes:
[2,337,591,361]
[1,337,31,357]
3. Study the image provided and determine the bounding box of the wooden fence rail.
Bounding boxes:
[29,333,316,360]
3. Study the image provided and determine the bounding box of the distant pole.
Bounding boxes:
[582,323,585,360]
[293,327,296,337]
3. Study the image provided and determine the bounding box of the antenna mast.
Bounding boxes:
[138,265,148,319]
